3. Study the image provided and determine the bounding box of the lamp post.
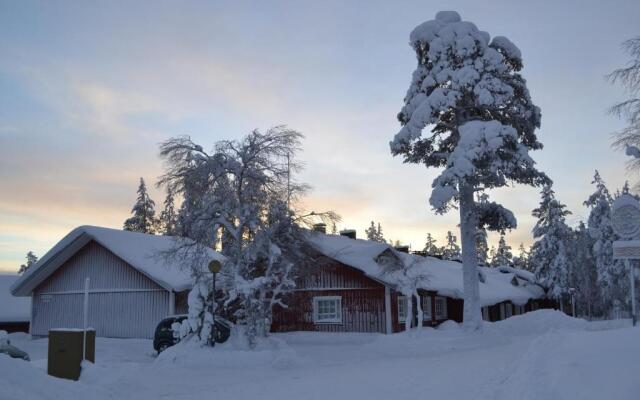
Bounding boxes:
[207,259,222,346]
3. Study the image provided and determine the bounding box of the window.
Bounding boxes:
[505,303,513,318]
[313,296,342,324]
[421,296,432,320]
[435,296,448,320]
[398,296,408,322]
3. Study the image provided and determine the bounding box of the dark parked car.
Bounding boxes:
[153,314,232,353]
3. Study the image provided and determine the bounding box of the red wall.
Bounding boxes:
[271,259,387,333]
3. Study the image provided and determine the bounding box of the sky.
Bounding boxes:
[0,0,639,272]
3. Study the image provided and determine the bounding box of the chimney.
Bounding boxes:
[339,229,356,239]
[312,223,327,234]
[394,245,410,253]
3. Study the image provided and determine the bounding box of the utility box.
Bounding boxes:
[47,329,95,381]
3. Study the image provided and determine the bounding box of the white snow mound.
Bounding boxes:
[486,309,588,336]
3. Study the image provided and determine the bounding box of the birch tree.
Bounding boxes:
[159,126,325,347]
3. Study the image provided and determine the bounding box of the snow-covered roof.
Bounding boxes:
[0,274,31,322]
[307,232,544,307]
[11,226,224,296]
[307,233,393,278]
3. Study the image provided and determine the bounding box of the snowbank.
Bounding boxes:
[486,309,588,336]
[0,355,108,400]
[4,311,640,400]
[155,333,300,370]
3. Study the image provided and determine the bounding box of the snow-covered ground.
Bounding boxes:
[2,310,639,400]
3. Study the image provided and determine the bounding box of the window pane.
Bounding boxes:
[315,298,341,322]
[398,296,407,321]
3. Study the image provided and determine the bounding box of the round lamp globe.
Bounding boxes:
[208,260,222,274]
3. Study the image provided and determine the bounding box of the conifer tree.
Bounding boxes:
[124,178,158,234]
[442,231,461,261]
[530,185,572,298]
[567,222,600,318]
[365,221,386,242]
[491,232,513,267]
[475,227,489,266]
[377,223,385,243]
[423,233,441,256]
[584,172,627,311]
[18,251,37,274]
[488,246,496,264]
[512,243,531,271]
[390,11,548,328]
[159,187,178,236]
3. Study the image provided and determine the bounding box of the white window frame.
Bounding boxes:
[398,295,408,323]
[313,296,342,324]
[435,296,448,320]
[482,306,489,321]
[421,295,432,321]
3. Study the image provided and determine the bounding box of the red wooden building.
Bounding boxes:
[272,231,548,334]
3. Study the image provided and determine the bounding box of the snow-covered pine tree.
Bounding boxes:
[159,187,178,236]
[390,11,548,329]
[123,178,158,234]
[530,185,572,300]
[441,231,461,261]
[423,233,441,257]
[18,251,37,274]
[474,193,490,266]
[488,246,496,264]
[584,172,628,313]
[512,243,531,271]
[490,232,513,267]
[475,228,489,266]
[567,221,600,318]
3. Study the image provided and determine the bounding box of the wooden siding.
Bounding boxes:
[37,241,162,293]
[271,260,387,333]
[271,255,554,334]
[297,259,382,289]
[272,289,386,333]
[32,241,170,338]
[32,291,169,338]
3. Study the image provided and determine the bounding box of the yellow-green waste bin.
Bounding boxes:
[47,329,95,381]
